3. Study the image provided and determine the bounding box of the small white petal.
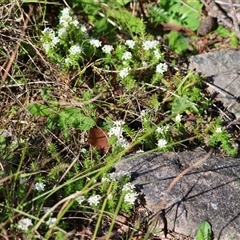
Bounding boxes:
[122,51,132,60]
[157,139,167,149]
[17,218,33,231]
[119,67,130,78]
[102,45,114,54]
[34,182,45,191]
[89,39,102,48]
[156,62,168,74]
[88,195,101,206]
[124,192,138,205]
[125,39,135,49]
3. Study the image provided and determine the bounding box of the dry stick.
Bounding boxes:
[1,6,32,88]
[229,0,240,40]
[200,0,233,29]
[148,148,214,234]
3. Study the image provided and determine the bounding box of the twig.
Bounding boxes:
[200,0,233,29]
[229,0,240,39]
[1,6,32,88]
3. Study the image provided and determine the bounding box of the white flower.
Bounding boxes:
[154,49,161,59]
[122,182,135,191]
[46,217,57,228]
[42,42,51,53]
[142,61,147,67]
[109,171,130,180]
[43,207,51,214]
[113,120,125,127]
[119,67,130,78]
[117,136,129,148]
[140,110,147,117]
[156,62,168,74]
[156,125,169,134]
[122,51,132,60]
[76,195,85,204]
[90,39,102,48]
[125,39,135,49]
[102,45,114,54]
[59,8,72,28]
[142,40,159,50]
[42,28,55,38]
[136,149,144,153]
[101,177,110,183]
[156,127,164,134]
[88,194,101,206]
[109,125,123,137]
[215,127,222,133]
[69,45,82,55]
[65,57,73,65]
[52,36,60,45]
[61,8,71,18]
[157,139,167,149]
[58,27,67,38]
[175,114,182,123]
[72,19,79,27]
[80,24,87,33]
[124,191,138,205]
[34,182,45,191]
[79,148,87,153]
[17,218,33,231]
[19,178,27,184]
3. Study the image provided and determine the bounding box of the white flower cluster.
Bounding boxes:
[215,127,222,133]
[102,45,114,54]
[142,40,159,50]
[157,139,167,149]
[41,7,88,60]
[125,39,135,49]
[175,114,182,123]
[103,172,138,205]
[156,62,168,74]
[124,191,138,205]
[156,125,169,134]
[122,51,132,61]
[108,120,129,148]
[108,170,130,180]
[17,218,33,231]
[34,182,45,191]
[89,39,102,48]
[76,194,101,206]
[119,67,130,78]
[42,28,60,53]
[87,194,102,206]
[69,45,82,55]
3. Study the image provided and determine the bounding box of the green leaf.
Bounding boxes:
[116,0,131,6]
[28,104,53,116]
[196,221,212,240]
[167,31,188,54]
[230,35,238,48]
[0,136,6,151]
[216,26,231,37]
[171,95,191,114]
[58,107,96,130]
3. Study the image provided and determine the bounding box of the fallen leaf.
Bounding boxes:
[88,126,109,153]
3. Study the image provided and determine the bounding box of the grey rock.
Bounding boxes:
[115,151,240,239]
[189,50,240,118]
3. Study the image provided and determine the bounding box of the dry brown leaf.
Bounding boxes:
[88,126,110,153]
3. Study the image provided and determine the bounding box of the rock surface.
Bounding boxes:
[115,151,240,239]
[189,49,240,118]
